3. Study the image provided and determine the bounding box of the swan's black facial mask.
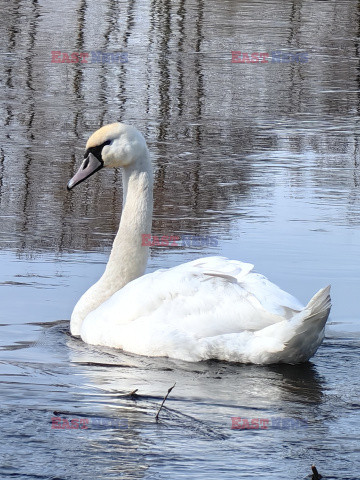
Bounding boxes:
[67,140,111,191]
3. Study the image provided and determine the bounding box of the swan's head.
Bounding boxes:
[67,122,148,190]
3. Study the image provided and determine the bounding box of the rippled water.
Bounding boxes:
[1,0,360,479]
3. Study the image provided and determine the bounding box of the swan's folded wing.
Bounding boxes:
[168,256,303,316]
[80,257,290,353]
[240,273,304,317]
[170,256,254,279]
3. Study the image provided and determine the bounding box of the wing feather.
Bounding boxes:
[81,257,302,359]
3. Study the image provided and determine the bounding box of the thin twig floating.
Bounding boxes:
[155,383,176,422]
[115,388,138,398]
[311,465,322,480]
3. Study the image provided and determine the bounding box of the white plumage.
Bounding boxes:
[68,123,331,364]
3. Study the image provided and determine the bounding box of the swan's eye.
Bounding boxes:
[84,139,112,161]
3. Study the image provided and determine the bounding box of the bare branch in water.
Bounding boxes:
[115,389,138,398]
[311,465,322,480]
[155,383,176,422]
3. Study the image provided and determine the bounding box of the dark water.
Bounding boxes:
[1,0,360,478]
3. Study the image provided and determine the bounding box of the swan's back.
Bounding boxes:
[79,256,329,363]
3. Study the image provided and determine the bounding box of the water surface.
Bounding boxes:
[0,0,359,479]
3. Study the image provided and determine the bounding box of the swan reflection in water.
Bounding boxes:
[51,321,327,479]
[65,329,325,439]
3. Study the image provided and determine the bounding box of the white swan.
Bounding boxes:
[67,122,331,364]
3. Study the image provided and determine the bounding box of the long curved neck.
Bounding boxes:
[103,153,153,286]
[70,151,153,336]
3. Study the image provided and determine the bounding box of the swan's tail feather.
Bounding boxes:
[278,285,331,363]
[198,286,331,365]
[302,285,331,323]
